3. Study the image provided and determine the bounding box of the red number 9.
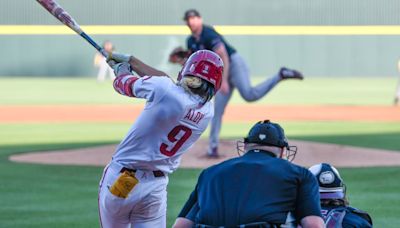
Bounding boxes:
[160,125,192,157]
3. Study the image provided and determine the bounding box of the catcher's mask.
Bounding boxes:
[236,120,297,161]
[309,163,346,200]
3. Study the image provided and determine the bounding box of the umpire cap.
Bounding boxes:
[244,120,289,149]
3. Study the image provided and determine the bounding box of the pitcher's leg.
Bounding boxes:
[230,54,281,102]
[208,89,233,157]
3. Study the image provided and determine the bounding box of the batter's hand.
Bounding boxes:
[108,52,132,63]
[106,59,118,69]
[107,60,133,77]
[169,47,190,65]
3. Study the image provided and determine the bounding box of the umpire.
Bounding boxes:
[173,120,324,228]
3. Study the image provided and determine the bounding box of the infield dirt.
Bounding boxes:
[1,104,400,123]
[6,104,400,168]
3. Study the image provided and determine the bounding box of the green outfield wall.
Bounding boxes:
[1,0,400,77]
[3,0,400,25]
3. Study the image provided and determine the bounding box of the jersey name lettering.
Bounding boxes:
[184,109,205,124]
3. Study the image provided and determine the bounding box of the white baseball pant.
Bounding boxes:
[98,161,168,228]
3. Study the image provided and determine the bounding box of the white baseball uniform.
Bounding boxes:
[98,75,213,228]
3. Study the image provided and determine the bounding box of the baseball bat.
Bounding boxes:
[36,0,107,57]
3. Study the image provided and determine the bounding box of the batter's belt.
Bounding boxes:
[109,161,165,178]
[120,167,165,178]
[107,161,166,198]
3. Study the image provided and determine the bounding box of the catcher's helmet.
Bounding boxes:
[178,50,223,92]
[309,163,346,200]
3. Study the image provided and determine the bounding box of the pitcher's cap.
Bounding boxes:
[183,9,201,21]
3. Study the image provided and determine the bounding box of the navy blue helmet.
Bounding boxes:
[309,163,346,200]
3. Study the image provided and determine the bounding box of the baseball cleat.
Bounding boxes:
[279,67,304,80]
[207,147,220,158]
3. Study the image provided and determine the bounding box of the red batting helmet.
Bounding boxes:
[178,50,223,92]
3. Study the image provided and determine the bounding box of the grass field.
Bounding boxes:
[0,77,399,227]
[0,77,397,105]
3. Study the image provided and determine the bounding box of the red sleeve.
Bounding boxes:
[113,74,139,97]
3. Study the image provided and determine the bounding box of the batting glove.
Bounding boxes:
[107,60,132,77]
[108,52,132,63]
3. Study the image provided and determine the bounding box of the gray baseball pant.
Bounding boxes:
[208,53,281,152]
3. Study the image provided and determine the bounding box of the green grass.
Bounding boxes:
[1,121,399,154]
[0,77,397,105]
[335,167,400,227]
[0,121,399,227]
[0,77,399,227]
[220,122,400,151]
[0,162,102,228]
[0,151,398,227]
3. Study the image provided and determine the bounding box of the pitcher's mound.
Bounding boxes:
[9,139,400,168]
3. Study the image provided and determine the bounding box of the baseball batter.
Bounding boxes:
[98,50,223,228]
[170,9,304,158]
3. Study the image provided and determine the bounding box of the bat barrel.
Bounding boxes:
[36,0,106,57]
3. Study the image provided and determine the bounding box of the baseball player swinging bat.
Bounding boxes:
[36,0,107,57]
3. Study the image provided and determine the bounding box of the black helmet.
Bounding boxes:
[244,120,289,148]
[239,120,297,161]
[309,163,346,200]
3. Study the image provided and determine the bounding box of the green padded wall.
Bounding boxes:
[1,0,400,77]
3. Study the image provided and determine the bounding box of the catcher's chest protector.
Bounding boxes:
[322,207,373,228]
[322,208,346,228]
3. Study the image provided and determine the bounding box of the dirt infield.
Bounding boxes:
[1,104,400,123]
[10,139,400,168]
[5,104,400,168]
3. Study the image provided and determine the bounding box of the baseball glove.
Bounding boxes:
[169,47,190,64]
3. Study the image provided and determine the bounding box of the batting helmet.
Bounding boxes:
[178,50,223,92]
[309,163,346,200]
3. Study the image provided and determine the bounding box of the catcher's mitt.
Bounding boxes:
[169,47,190,64]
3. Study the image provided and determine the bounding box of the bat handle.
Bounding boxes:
[80,32,108,57]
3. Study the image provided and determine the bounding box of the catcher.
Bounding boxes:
[309,163,373,227]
